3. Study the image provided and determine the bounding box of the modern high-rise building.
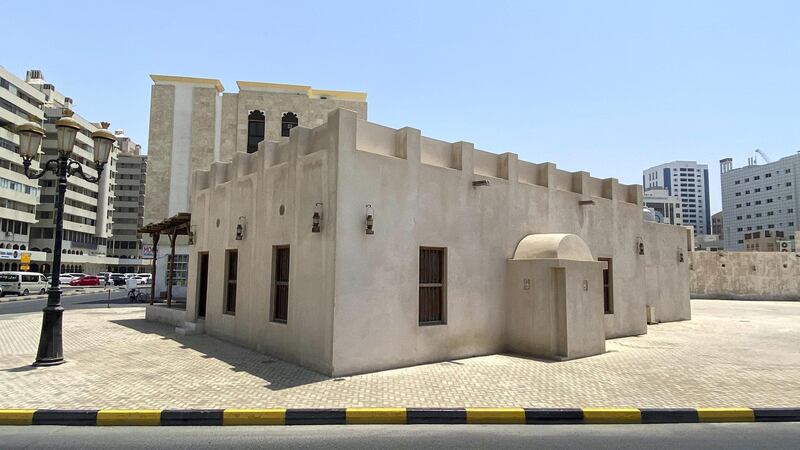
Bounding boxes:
[643,161,711,235]
[719,154,800,250]
[0,65,45,270]
[107,129,147,272]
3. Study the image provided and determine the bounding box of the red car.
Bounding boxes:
[69,275,101,286]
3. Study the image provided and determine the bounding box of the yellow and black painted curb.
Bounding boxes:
[0,407,797,426]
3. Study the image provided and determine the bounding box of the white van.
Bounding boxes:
[0,272,49,296]
[135,273,152,285]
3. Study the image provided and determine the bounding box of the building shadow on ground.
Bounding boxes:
[110,318,330,391]
[2,365,38,373]
[498,353,563,364]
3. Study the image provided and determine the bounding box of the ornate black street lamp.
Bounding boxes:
[16,110,115,366]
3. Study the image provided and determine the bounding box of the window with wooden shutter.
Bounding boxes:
[272,246,290,323]
[224,250,238,314]
[247,110,265,153]
[281,112,298,137]
[598,257,613,314]
[419,247,446,325]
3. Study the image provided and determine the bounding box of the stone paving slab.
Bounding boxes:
[0,300,798,409]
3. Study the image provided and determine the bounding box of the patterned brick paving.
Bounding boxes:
[0,300,798,409]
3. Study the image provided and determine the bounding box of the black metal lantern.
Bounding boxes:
[365,204,374,235]
[235,216,246,240]
[312,203,322,233]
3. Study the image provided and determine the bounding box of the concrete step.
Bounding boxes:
[175,320,204,336]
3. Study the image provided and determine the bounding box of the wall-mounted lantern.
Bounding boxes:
[188,225,196,245]
[365,204,374,235]
[235,216,247,240]
[312,203,322,233]
[637,236,645,255]
[677,247,685,263]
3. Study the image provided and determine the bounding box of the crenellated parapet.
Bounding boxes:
[353,115,643,205]
[194,108,644,206]
[193,111,339,193]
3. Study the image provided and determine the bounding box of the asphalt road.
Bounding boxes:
[0,289,140,315]
[0,423,799,449]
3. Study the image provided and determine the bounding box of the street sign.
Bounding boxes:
[20,252,31,264]
[0,249,19,260]
[20,264,30,271]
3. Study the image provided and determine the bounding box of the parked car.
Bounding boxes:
[131,273,150,284]
[57,273,86,284]
[58,274,84,285]
[0,272,48,296]
[136,273,152,283]
[69,275,101,287]
[109,273,127,286]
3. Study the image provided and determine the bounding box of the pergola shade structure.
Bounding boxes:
[139,212,191,308]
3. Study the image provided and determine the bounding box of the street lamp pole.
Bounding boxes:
[17,110,115,366]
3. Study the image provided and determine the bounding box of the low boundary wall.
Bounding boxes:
[145,304,187,326]
[689,251,800,300]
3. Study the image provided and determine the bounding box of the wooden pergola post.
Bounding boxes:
[166,228,178,309]
[139,213,192,309]
[149,232,159,305]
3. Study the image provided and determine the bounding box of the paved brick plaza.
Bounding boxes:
[0,300,798,409]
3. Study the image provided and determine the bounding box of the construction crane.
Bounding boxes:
[755,148,772,164]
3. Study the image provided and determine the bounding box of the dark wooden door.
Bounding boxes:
[197,253,209,318]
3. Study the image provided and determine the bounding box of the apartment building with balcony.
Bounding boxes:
[108,129,147,272]
[23,69,120,274]
[0,65,46,271]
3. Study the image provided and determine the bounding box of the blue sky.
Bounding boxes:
[4,1,800,212]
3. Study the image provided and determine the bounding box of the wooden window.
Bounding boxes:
[247,110,265,153]
[272,246,290,323]
[598,257,613,314]
[281,112,298,137]
[419,247,446,325]
[224,250,238,314]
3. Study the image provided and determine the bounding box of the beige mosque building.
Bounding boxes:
[145,75,691,376]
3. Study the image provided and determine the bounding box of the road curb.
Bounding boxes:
[0,407,798,426]
[0,288,122,303]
